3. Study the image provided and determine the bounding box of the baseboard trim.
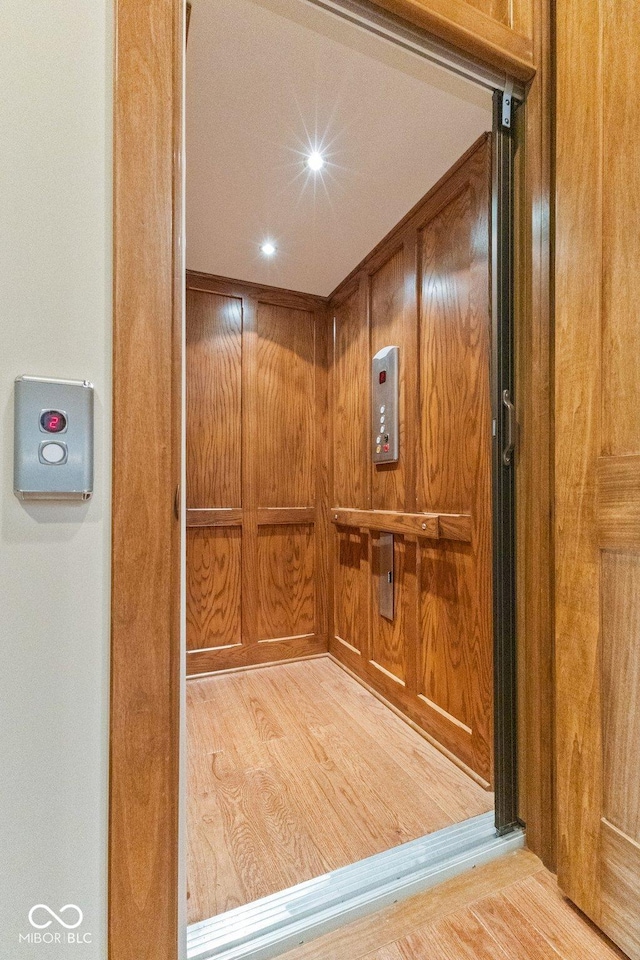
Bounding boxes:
[186,812,524,960]
[187,652,328,680]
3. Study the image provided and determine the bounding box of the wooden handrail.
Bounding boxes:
[330,507,472,542]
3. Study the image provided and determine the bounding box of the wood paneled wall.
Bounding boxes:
[555,1,640,953]
[328,135,494,785]
[186,137,493,783]
[185,274,328,674]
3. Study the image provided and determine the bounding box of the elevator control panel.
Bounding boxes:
[372,345,399,464]
[14,376,94,501]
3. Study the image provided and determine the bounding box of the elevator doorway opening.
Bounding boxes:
[184,0,519,950]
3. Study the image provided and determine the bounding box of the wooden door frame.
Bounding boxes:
[110,1,553,958]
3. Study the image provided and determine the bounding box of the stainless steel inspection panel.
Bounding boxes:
[14,376,94,501]
[372,345,399,464]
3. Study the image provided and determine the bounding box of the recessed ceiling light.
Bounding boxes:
[261,241,276,256]
[307,151,324,172]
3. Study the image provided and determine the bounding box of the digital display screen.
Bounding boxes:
[379,371,387,384]
[40,410,67,434]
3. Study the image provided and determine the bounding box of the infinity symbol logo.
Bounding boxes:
[28,904,84,930]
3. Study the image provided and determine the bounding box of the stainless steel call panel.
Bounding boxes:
[14,376,94,501]
[379,533,394,621]
[372,345,399,464]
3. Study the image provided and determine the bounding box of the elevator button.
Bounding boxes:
[383,443,390,453]
[40,441,67,464]
[380,405,385,414]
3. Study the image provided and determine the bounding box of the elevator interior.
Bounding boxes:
[185,0,497,929]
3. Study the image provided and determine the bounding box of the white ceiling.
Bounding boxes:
[186,0,493,297]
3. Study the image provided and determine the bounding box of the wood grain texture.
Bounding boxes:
[419,540,491,774]
[334,528,370,655]
[601,819,640,959]
[257,507,316,526]
[361,0,534,81]
[370,248,407,513]
[331,507,471,541]
[186,507,243,527]
[513,0,555,869]
[417,147,491,517]
[554,0,603,930]
[463,0,510,25]
[186,274,327,671]
[187,637,327,675]
[255,301,315,508]
[256,524,315,641]
[556,1,640,953]
[601,552,640,843]
[328,137,493,782]
[598,456,640,549]
[332,281,370,509]
[186,289,242,508]
[281,851,624,960]
[110,0,183,956]
[417,137,493,784]
[187,657,492,922]
[186,527,242,651]
[601,1,640,462]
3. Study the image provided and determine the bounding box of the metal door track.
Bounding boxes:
[187,812,525,960]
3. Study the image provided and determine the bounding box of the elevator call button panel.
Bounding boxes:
[14,376,94,501]
[372,345,399,464]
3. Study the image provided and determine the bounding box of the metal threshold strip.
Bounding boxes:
[187,812,525,960]
[304,0,526,98]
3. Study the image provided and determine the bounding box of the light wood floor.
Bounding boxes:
[281,850,626,960]
[187,656,493,924]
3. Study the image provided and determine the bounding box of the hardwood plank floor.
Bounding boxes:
[281,850,626,960]
[187,656,493,923]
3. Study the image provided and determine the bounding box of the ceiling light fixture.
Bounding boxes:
[261,241,276,256]
[307,151,324,172]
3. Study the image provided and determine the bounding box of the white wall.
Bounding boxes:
[0,1,111,957]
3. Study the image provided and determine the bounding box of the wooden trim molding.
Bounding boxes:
[367,0,535,81]
[513,0,556,870]
[110,0,184,958]
[110,1,551,959]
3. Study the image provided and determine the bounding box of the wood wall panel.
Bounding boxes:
[255,524,315,641]
[419,539,492,775]
[328,136,493,784]
[333,283,370,509]
[556,0,640,950]
[186,527,242,650]
[370,249,407,513]
[256,302,316,508]
[186,273,327,673]
[601,551,640,844]
[418,174,490,516]
[186,289,242,508]
[334,528,369,655]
